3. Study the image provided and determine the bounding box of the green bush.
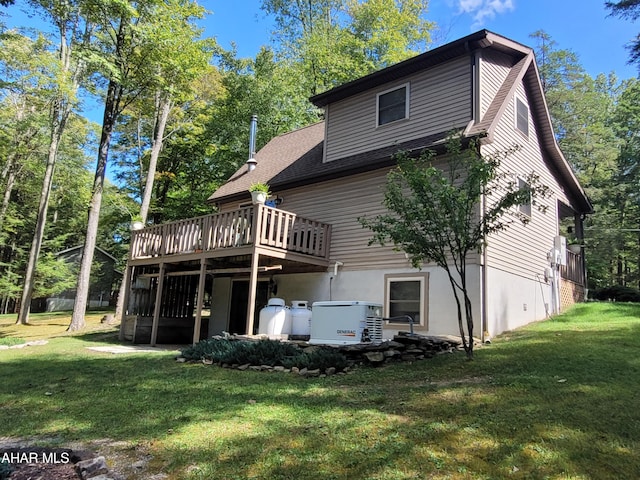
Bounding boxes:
[182,338,348,372]
[219,340,301,367]
[180,338,237,362]
[590,285,640,302]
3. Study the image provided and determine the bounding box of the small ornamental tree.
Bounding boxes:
[360,136,550,359]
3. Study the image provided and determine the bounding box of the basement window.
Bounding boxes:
[377,83,410,126]
[516,97,529,137]
[384,273,428,328]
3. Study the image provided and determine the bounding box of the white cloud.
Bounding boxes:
[453,0,515,27]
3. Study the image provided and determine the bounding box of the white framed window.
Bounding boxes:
[518,177,532,217]
[377,83,410,126]
[384,273,428,328]
[515,96,529,137]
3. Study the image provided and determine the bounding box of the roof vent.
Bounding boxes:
[247,114,258,172]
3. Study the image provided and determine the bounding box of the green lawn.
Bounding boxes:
[1,303,639,479]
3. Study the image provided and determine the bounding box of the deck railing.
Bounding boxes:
[560,249,585,285]
[130,205,331,261]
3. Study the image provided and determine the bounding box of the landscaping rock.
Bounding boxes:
[75,455,109,479]
[364,351,385,364]
[181,333,466,376]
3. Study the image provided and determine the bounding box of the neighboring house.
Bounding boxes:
[33,246,121,313]
[120,30,591,345]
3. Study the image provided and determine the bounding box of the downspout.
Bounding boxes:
[480,155,489,344]
[472,49,488,344]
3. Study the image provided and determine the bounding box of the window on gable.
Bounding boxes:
[518,178,532,217]
[516,97,529,136]
[384,273,428,328]
[377,84,409,126]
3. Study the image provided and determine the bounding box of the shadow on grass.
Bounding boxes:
[0,307,639,479]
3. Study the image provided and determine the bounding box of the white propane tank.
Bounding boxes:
[258,298,291,337]
[290,300,312,336]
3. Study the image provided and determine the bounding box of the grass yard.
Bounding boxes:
[0,303,639,479]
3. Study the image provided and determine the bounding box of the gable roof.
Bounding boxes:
[309,30,530,108]
[465,51,592,213]
[209,30,592,214]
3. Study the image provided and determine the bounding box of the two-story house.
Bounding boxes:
[119,30,591,345]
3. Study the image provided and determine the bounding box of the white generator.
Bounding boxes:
[309,301,383,345]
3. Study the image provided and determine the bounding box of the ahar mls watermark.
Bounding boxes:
[1,450,71,464]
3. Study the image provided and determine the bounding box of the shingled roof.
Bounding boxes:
[208,29,592,214]
[207,121,456,205]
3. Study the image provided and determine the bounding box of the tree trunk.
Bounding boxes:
[115,92,172,323]
[139,93,172,223]
[68,79,121,331]
[16,16,80,325]
[16,124,63,325]
[0,155,18,230]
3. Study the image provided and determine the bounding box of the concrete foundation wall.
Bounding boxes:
[208,266,482,339]
[485,267,551,338]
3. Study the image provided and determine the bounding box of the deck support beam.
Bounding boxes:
[150,262,166,346]
[192,258,207,345]
[118,264,134,341]
[246,252,260,335]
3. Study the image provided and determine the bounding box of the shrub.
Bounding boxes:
[181,338,236,362]
[219,339,301,367]
[590,285,640,302]
[182,338,349,372]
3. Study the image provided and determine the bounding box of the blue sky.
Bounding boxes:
[3,1,638,79]
[204,0,639,80]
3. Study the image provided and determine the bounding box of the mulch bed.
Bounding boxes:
[1,447,94,480]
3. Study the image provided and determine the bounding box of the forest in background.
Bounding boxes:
[0,0,639,320]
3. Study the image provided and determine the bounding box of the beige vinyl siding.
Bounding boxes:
[482,81,571,280]
[279,169,407,270]
[324,56,473,163]
[219,162,481,270]
[479,50,514,119]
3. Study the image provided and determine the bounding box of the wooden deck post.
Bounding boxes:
[192,258,207,345]
[246,252,260,335]
[150,262,165,346]
[118,264,134,341]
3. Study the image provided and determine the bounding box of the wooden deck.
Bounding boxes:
[560,249,585,285]
[129,204,332,266]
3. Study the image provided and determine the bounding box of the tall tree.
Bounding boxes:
[69,0,209,331]
[530,31,630,290]
[360,138,548,359]
[0,31,49,238]
[111,0,212,323]
[262,0,434,95]
[606,0,640,68]
[17,0,89,324]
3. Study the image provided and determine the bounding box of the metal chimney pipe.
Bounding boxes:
[247,114,258,172]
